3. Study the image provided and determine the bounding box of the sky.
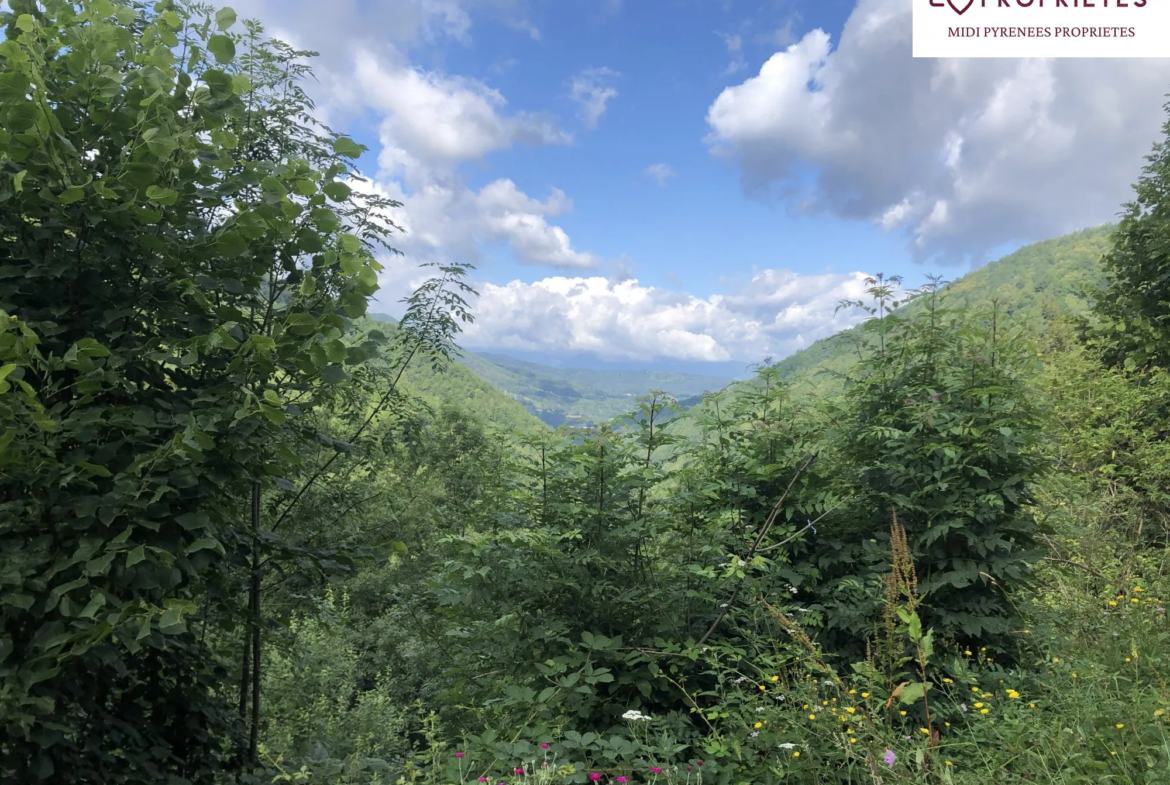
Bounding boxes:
[227,0,1170,374]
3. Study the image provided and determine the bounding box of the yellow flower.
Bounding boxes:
[943,678,953,684]
[754,722,762,729]
[1053,657,1060,663]
[964,650,972,656]
[848,689,856,695]
[1155,710,1165,718]
[1125,658,1132,663]
[900,711,907,716]
[1006,690,1020,699]
[759,685,767,691]
[822,701,828,707]
[1111,751,1117,756]
[1116,723,1125,729]
[771,675,779,681]
[1029,703,1037,709]
[803,704,810,709]
[920,728,930,735]
[974,703,984,709]
[1131,598,1140,604]
[1135,586,1143,593]
[849,737,857,744]
[793,751,800,758]
[861,692,870,698]
[1071,673,1078,679]
[945,761,953,767]
[808,714,816,721]
[980,709,990,715]
[944,722,951,727]
[846,707,856,715]
[982,694,993,699]
[971,687,981,694]
[1109,601,1118,607]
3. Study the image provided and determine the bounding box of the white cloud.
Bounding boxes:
[705,0,1170,264]
[646,163,677,187]
[350,51,568,183]
[570,67,620,129]
[459,269,878,362]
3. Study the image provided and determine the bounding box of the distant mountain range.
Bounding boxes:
[457,351,733,427]
[372,223,1115,431]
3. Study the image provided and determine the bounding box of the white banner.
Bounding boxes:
[913,0,1170,58]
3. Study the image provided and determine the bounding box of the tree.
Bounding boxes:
[0,1,472,781]
[1090,98,1170,371]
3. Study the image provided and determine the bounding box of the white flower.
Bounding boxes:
[755,707,766,712]
[737,559,746,567]
[750,731,759,737]
[787,585,799,594]
[622,710,651,721]
[777,743,797,749]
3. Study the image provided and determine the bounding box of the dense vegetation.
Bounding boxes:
[2,4,1170,785]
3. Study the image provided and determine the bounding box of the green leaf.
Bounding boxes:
[332,137,365,158]
[13,170,27,192]
[339,233,362,253]
[59,186,86,205]
[15,14,35,32]
[322,181,351,201]
[126,546,146,568]
[187,537,222,554]
[145,185,179,206]
[79,462,112,477]
[207,34,236,64]
[320,365,348,384]
[215,7,237,30]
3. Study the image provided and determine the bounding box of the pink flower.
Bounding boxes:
[590,774,602,782]
[455,753,464,758]
[651,768,663,774]
[479,779,487,783]
[515,768,524,775]
[697,760,703,767]
[883,749,896,767]
[618,778,628,783]
[541,743,550,749]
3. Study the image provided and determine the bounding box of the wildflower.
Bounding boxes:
[945,761,953,767]
[808,714,816,720]
[883,749,896,767]
[943,678,953,684]
[793,752,800,758]
[1156,710,1165,717]
[1131,598,1140,604]
[1157,607,1165,613]
[848,689,856,695]
[754,722,762,729]
[960,703,968,712]
[622,710,652,721]
[920,727,930,735]
[861,692,870,698]
[1029,703,1036,708]
[541,744,550,749]
[480,779,488,783]
[777,743,797,750]
[846,707,856,714]
[759,685,767,691]
[974,703,984,709]
[1136,586,1144,593]
[590,775,601,782]
[618,778,628,783]
[1109,601,1118,607]
[1053,657,1060,663]
[517,769,525,776]
[1126,657,1132,663]
[849,737,857,744]
[1116,723,1124,729]
[980,709,989,715]
[1071,673,1078,679]
[900,710,907,716]
[750,732,759,737]
[964,650,972,656]
[1006,690,1020,699]
[771,675,779,682]
[697,760,703,767]
[651,768,663,774]
[971,687,981,694]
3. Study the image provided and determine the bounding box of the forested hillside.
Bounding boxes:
[457,351,731,426]
[774,226,1114,393]
[4,6,1170,785]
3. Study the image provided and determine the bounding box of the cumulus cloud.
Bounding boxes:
[351,51,569,182]
[570,67,620,129]
[705,0,1170,264]
[646,163,677,187]
[458,270,878,362]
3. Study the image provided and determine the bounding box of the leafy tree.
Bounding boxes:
[0,1,471,781]
[1090,100,1170,372]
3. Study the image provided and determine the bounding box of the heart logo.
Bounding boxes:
[947,0,974,14]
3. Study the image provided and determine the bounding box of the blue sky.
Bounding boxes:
[235,0,1170,373]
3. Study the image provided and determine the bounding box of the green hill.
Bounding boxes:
[772,225,1115,393]
[361,316,544,433]
[457,351,733,426]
